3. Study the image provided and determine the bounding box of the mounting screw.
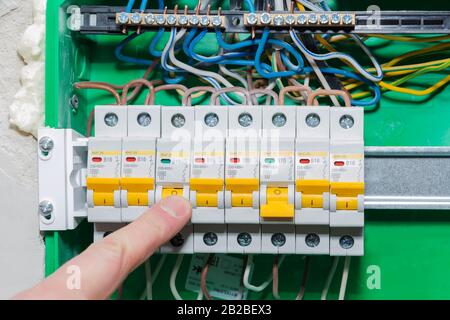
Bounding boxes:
[70,94,79,112]
[238,112,253,127]
[339,235,354,249]
[104,112,119,127]
[305,233,320,248]
[204,113,219,127]
[170,233,185,247]
[305,113,321,128]
[137,112,152,127]
[339,114,354,129]
[271,233,286,247]
[203,232,218,246]
[39,136,54,154]
[272,113,287,127]
[237,232,252,247]
[171,113,186,128]
[39,200,53,220]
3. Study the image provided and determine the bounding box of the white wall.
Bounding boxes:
[0,0,45,299]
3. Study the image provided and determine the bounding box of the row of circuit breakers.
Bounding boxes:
[40,104,364,256]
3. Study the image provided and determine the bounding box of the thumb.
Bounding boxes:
[15,196,191,300]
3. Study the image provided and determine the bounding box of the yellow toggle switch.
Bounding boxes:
[190,178,223,207]
[121,178,154,206]
[87,177,120,206]
[162,187,184,199]
[330,182,364,210]
[260,187,294,219]
[296,179,330,208]
[226,178,259,207]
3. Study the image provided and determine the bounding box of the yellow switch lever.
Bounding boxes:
[226,178,259,207]
[121,177,154,206]
[296,179,329,208]
[330,182,364,210]
[87,177,120,206]
[260,187,294,219]
[190,178,223,207]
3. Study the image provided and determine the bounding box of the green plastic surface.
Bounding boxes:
[45,0,450,299]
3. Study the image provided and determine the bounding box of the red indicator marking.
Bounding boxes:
[126,157,137,162]
[334,161,345,167]
[299,158,310,164]
[195,158,205,163]
[230,157,240,163]
[92,157,102,163]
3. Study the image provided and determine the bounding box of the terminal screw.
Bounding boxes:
[238,112,253,127]
[200,16,210,26]
[331,13,341,24]
[211,16,222,27]
[39,136,54,154]
[271,233,286,247]
[39,200,54,220]
[305,233,320,248]
[203,232,218,246]
[170,233,185,247]
[260,12,271,25]
[339,235,354,249]
[178,15,188,25]
[167,14,177,25]
[246,13,258,25]
[272,113,287,127]
[155,14,165,25]
[204,113,219,127]
[273,15,284,26]
[343,14,353,25]
[118,12,129,24]
[297,14,307,25]
[144,13,155,24]
[130,12,142,24]
[171,113,186,128]
[319,14,329,24]
[137,112,152,127]
[190,15,200,25]
[104,112,119,127]
[237,232,252,247]
[308,14,318,24]
[285,14,295,25]
[305,113,321,128]
[339,114,354,129]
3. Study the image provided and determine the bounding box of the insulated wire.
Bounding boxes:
[140,254,167,300]
[338,256,351,300]
[321,256,340,300]
[243,255,286,292]
[144,259,152,300]
[169,254,184,300]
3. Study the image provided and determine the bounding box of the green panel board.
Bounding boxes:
[45,0,450,299]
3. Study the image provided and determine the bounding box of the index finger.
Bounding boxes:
[15,196,191,300]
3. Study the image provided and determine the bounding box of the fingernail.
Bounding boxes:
[159,196,192,218]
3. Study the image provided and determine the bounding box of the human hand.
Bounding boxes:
[14,196,192,300]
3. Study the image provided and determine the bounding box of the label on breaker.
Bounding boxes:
[156,151,190,183]
[185,254,246,300]
[260,151,294,182]
[330,153,364,182]
[191,150,225,179]
[88,150,121,177]
[122,150,155,178]
[296,151,329,180]
[226,151,259,179]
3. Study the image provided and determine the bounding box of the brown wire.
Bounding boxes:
[272,255,279,299]
[249,89,279,105]
[149,84,188,105]
[295,256,311,300]
[210,87,251,106]
[279,85,315,106]
[120,79,161,105]
[307,89,352,107]
[200,254,214,300]
[181,86,216,106]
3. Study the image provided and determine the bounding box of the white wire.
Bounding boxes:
[243,255,286,292]
[144,259,152,300]
[321,256,340,300]
[338,256,351,300]
[169,254,184,300]
[140,254,167,300]
[303,53,342,107]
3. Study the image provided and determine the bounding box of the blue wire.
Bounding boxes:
[244,0,255,12]
[139,0,148,11]
[126,0,136,12]
[147,0,165,57]
[114,32,155,65]
[300,67,381,107]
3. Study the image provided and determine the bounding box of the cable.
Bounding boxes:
[243,255,286,292]
[126,0,136,12]
[321,256,340,300]
[115,32,155,66]
[201,254,214,300]
[272,255,281,300]
[144,259,152,300]
[295,256,311,300]
[139,0,148,11]
[367,34,450,43]
[338,256,351,300]
[169,254,184,300]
